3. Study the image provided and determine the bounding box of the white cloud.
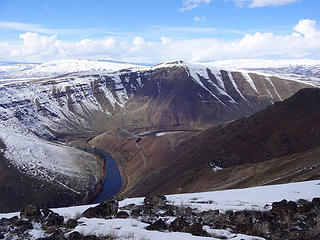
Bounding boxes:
[0,21,127,36]
[179,0,211,11]
[1,19,320,63]
[161,37,173,45]
[232,0,300,7]
[293,19,319,39]
[194,16,206,22]
[133,36,145,45]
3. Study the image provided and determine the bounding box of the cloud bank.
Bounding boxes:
[179,0,211,11]
[232,0,300,8]
[0,19,319,63]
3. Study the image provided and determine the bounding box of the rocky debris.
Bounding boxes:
[45,229,65,240]
[45,227,57,234]
[116,211,129,219]
[297,199,313,212]
[67,231,82,240]
[143,194,167,207]
[81,198,118,219]
[168,216,189,232]
[67,232,100,240]
[46,212,64,226]
[2,197,320,240]
[146,218,167,231]
[20,205,41,220]
[130,207,142,217]
[186,222,208,237]
[66,219,78,228]
[312,197,320,207]
[42,207,54,217]
[271,199,297,216]
[162,208,175,216]
[16,219,33,233]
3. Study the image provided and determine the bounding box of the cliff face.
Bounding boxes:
[0,60,314,212]
[0,61,311,139]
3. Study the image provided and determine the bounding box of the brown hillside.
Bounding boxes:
[91,88,320,197]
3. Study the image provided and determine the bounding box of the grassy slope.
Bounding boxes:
[90,88,320,198]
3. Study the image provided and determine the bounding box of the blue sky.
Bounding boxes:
[0,0,320,63]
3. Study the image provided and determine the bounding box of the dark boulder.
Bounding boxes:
[312,198,320,207]
[146,219,167,231]
[46,213,64,226]
[45,227,56,234]
[116,211,129,219]
[48,229,66,240]
[271,199,297,216]
[186,222,207,236]
[168,217,189,232]
[131,208,143,217]
[42,207,53,217]
[144,195,167,207]
[66,219,78,229]
[297,199,313,213]
[163,208,175,216]
[16,219,33,233]
[0,216,18,226]
[20,205,41,220]
[81,198,118,219]
[67,231,83,240]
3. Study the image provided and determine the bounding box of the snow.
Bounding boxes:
[206,59,320,70]
[206,59,320,86]
[1,180,319,240]
[241,72,258,94]
[0,59,140,80]
[70,218,220,240]
[120,180,320,212]
[227,72,247,102]
[266,77,283,101]
[156,132,167,137]
[0,128,99,193]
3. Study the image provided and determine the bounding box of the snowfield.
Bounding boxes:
[0,129,99,193]
[206,59,320,86]
[1,180,319,240]
[0,59,140,80]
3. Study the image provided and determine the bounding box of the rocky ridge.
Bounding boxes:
[0,60,314,212]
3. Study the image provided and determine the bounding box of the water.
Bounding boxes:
[86,148,122,203]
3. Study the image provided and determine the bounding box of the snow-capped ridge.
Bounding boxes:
[0,59,142,80]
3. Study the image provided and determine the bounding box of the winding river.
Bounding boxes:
[85,148,122,204]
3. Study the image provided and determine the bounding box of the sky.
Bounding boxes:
[0,0,319,63]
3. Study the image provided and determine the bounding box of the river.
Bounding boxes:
[85,148,122,204]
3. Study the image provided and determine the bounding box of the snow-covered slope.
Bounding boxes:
[1,180,319,240]
[0,59,312,208]
[0,59,140,80]
[207,59,320,86]
[0,129,99,192]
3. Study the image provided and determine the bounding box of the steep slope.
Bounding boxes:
[177,88,320,168]
[0,61,310,139]
[0,60,313,211]
[91,88,320,197]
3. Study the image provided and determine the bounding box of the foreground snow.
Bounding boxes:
[121,179,320,212]
[1,180,319,240]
